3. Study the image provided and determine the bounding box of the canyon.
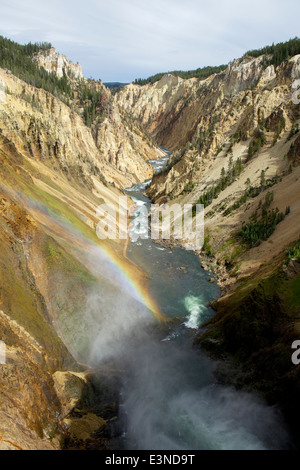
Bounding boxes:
[0,42,299,449]
[116,52,300,443]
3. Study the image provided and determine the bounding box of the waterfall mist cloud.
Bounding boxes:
[119,339,291,450]
[77,245,157,365]
[21,199,157,365]
[24,175,293,450]
[0,0,299,81]
[46,224,292,450]
[87,289,155,365]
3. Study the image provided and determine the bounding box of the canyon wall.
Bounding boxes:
[0,63,157,449]
[117,54,300,286]
[116,53,300,444]
[33,47,83,80]
[0,42,300,448]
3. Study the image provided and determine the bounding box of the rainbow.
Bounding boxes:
[94,242,166,322]
[17,188,166,323]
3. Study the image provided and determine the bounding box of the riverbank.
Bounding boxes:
[196,247,300,448]
[114,153,294,450]
[141,154,300,448]
[149,236,231,295]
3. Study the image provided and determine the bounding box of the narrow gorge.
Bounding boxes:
[0,38,299,450]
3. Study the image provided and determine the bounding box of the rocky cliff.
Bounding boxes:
[33,47,83,80]
[1,39,300,449]
[117,54,300,286]
[117,50,300,445]
[117,56,269,150]
[31,46,160,189]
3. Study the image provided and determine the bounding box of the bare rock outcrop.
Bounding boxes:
[33,47,83,79]
[116,54,300,287]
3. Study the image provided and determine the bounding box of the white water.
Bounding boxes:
[120,339,291,450]
[183,294,209,329]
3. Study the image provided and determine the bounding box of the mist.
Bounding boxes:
[25,178,293,450]
[110,337,291,450]
[86,181,292,451]
[87,290,155,365]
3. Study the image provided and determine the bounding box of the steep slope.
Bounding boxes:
[0,58,161,448]
[0,37,162,189]
[33,47,83,79]
[117,53,300,285]
[1,36,300,449]
[35,46,163,187]
[0,71,159,189]
[117,50,300,443]
[117,55,268,150]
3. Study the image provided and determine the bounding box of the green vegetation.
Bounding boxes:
[245,37,300,67]
[271,120,285,147]
[198,239,300,415]
[285,240,300,263]
[104,82,128,96]
[134,65,227,86]
[260,170,266,186]
[223,174,281,216]
[40,235,111,362]
[192,157,243,213]
[247,132,266,160]
[183,180,195,194]
[135,38,300,88]
[103,82,128,89]
[238,191,289,247]
[43,238,97,284]
[0,35,110,127]
[198,265,300,385]
[196,119,218,153]
[26,183,101,244]
[79,86,108,127]
[287,122,299,141]
[203,234,213,256]
[0,35,71,97]
[224,187,260,216]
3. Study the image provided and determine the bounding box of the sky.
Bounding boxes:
[0,0,299,83]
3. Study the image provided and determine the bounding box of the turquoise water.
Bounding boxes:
[126,154,219,330]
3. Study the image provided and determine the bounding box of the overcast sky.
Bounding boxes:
[0,0,299,82]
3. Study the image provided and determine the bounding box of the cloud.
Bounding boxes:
[0,0,299,81]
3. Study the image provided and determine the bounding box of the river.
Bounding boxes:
[103,152,292,450]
